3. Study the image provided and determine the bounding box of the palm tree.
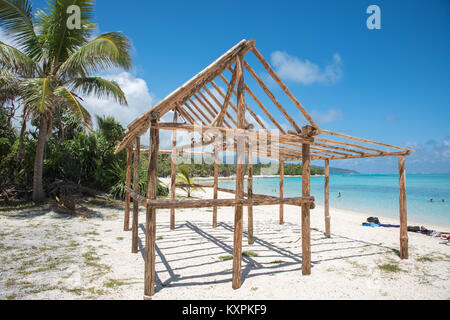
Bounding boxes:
[176,165,204,198]
[96,115,125,149]
[0,0,131,201]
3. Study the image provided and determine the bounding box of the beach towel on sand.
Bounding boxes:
[362,218,449,240]
[380,224,400,228]
[362,222,381,227]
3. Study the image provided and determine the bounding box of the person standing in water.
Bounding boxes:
[338,192,342,198]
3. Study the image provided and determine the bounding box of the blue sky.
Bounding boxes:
[3,0,450,173]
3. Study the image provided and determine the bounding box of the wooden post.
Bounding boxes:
[324,159,331,238]
[132,137,140,254]
[302,140,311,275]
[144,115,159,299]
[170,112,178,230]
[247,150,254,245]
[124,146,132,231]
[398,156,408,260]
[279,161,284,225]
[232,54,245,290]
[213,145,219,228]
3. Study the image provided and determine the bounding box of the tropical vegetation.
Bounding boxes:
[175,165,204,198]
[0,108,169,202]
[0,0,331,206]
[0,0,131,201]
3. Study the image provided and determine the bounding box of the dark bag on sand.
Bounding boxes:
[367,217,380,225]
[408,226,421,232]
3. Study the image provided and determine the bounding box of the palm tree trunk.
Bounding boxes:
[15,115,28,167]
[32,117,48,202]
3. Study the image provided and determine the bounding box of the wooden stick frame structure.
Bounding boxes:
[170,111,178,230]
[131,137,140,254]
[247,141,254,245]
[324,159,331,238]
[280,160,284,225]
[124,146,132,231]
[144,116,159,298]
[116,39,415,299]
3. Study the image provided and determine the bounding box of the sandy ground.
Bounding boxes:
[0,182,449,300]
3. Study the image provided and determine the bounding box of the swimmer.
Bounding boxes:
[429,198,433,203]
[338,192,342,198]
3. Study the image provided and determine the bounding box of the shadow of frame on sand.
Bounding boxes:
[136,220,395,294]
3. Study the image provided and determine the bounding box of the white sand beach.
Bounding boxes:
[0,181,449,300]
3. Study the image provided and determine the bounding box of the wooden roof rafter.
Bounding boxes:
[175,104,196,125]
[210,64,238,127]
[191,92,233,128]
[183,101,206,125]
[214,75,267,130]
[115,38,414,162]
[249,47,319,129]
[222,67,286,134]
[242,59,302,133]
[200,85,238,128]
[186,98,213,125]
[116,39,255,152]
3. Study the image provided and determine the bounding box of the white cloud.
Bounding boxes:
[405,139,450,167]
[310,108,343,123]
[82,72,177,150]
[82,72,154,129]
[270,51,343,85]
[0,27,150,132]
[329,138,450,174]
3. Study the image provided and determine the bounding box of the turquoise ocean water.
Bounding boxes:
[216,174,450,228]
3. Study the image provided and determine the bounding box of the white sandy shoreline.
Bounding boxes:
[0,184,449,300]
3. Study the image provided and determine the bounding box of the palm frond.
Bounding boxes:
[36,0,95,67]
[54,85,92,127]
[57,32,132,78]
[176,165,192,184]
[0,69,17,87]
[21,77,53,114]
[0,41,37,75]
[0,0,43,60]
[69,77,127,105]
[175,165,205,197]
[0,69,21,105]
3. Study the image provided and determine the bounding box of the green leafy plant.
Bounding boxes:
[175,164,204,198]
[108,159,168,199]
[0,0,132,201]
